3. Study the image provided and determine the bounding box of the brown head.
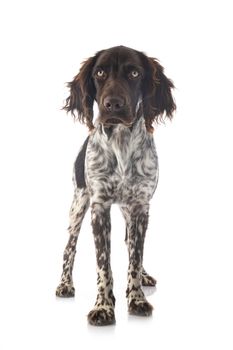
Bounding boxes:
[63,46,176,132]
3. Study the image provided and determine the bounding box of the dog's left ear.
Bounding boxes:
[63,56,97,130]
[141,56,176,132]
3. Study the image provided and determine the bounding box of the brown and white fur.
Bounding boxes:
[56,46,176,326]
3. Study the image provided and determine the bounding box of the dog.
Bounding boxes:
[56,45,176,326]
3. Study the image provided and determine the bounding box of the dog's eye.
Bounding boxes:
[129,70,140,79]
[96,69,107,79]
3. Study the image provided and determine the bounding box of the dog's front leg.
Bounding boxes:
[87,202,115,326]
[125,203,153,316]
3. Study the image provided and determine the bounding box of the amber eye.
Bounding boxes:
[129,70,140,79]
[96,69,106,79]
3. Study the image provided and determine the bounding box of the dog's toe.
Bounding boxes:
[128,299,153,316]
[141,268,157,287]
[56,283,75,298]
[141,274,157,287]
[88,307,115,326]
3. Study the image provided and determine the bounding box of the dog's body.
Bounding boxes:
[56,46,176,326]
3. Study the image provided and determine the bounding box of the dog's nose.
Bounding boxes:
[103,96,125,112]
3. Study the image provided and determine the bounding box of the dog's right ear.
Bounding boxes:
[63,56,97,130]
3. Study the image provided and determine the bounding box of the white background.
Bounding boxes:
[0,0,232,349]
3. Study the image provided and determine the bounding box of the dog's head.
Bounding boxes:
[64,46,176,132]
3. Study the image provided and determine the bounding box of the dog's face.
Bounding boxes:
[64,46,176,132]
[92,46,144,127]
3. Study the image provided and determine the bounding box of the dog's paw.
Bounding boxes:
[128,299,153,316]
[141,270,157,287]
[56,283,75,298]
[87,307,115,326]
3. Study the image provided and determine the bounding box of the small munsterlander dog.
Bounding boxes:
[56,46,176,326]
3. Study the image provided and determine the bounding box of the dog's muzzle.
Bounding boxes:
[102,116,133,127]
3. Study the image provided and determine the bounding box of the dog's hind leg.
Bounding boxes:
[56,188,90,297]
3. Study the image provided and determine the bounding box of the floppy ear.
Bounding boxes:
[63,56,97,130]
[142,56,176,132]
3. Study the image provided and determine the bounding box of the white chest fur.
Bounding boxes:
[86,118,159,204]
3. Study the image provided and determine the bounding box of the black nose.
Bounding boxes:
[103,96,125,112]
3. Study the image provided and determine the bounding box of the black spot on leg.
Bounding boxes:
[131,271,137,278]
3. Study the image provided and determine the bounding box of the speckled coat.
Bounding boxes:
[56,117,158,325]
[56,45,176,326]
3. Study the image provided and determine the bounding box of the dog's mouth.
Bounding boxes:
[100,116,133,127]
[105,117,122,125]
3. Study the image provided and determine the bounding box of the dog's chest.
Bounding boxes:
[86,122,158,203]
